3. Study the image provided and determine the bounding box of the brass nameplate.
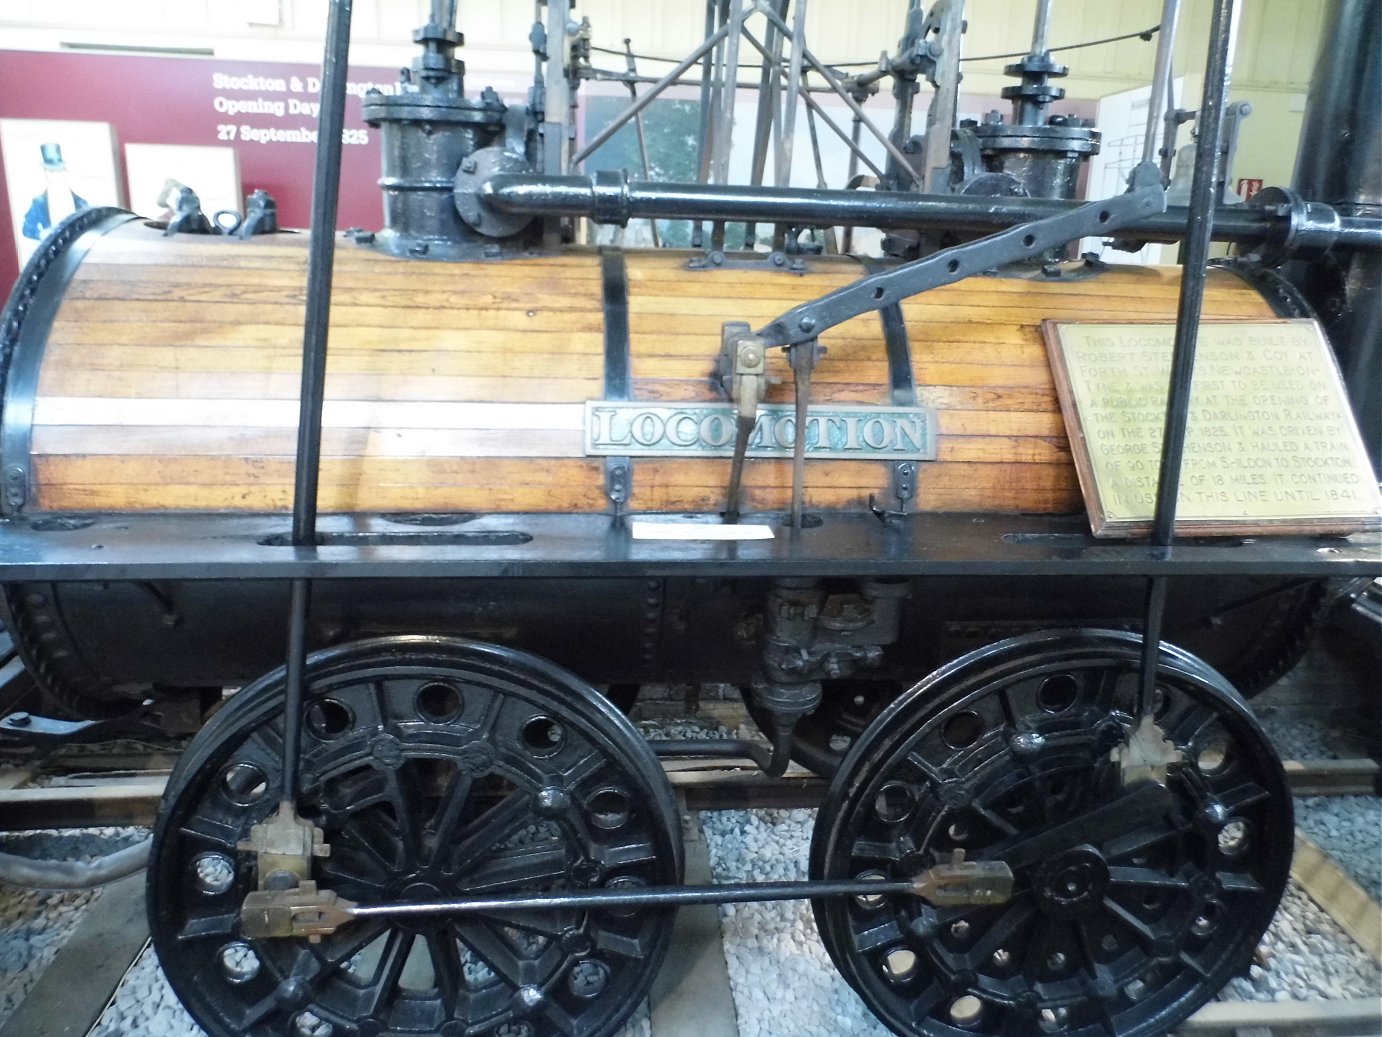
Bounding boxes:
[1044,319,1382,537]
[585,402,936,460]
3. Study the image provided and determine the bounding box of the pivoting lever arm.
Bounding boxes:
[752,161,1168,350]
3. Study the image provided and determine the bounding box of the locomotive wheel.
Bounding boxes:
[149,636,682,1037]
[810,630,1292,1037]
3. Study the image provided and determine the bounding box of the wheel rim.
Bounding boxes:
[151,636,682,1037]
[810,629,1291,1037]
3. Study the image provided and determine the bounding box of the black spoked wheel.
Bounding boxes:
[810,629,1292,1037]
[150,636,683,1037]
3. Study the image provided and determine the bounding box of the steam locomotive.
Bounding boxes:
[0,1,1378,1036]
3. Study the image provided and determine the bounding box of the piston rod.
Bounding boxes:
[477,174,1382,252]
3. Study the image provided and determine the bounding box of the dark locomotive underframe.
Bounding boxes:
[0,1,1379,1036]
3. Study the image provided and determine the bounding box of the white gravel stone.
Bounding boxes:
[89,943,655,1036]
[1294,794,1382,901]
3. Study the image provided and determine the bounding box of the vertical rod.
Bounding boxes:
[1138,0,1237,711]
[715,1,746,187]
[1151,0,1235,549]
[1030,0,1055,55]
[694,0,719,246]
[1142,0,1184,169]
[281,578,312,798]
[292,0,353,547]
[622,41,661,247]
[777,0,809,188]
[283,0,354,798]
[841,111,864,252]
[746,0,789,246]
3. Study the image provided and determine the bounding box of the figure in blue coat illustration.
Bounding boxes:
[22,143,88,241]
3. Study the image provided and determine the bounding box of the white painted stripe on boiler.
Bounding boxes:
[33,398,587,431]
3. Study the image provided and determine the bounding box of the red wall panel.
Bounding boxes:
[0,49,399,292]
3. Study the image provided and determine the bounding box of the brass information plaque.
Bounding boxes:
[1044,319,1382,538]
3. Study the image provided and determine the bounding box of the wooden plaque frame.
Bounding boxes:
[1042,319,1382,538]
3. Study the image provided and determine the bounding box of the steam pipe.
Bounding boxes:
[478,173,1382,251]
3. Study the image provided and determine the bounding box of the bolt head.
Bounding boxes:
[536,787,570,816]
[1009,731,1046,757]
[798,317,818,332]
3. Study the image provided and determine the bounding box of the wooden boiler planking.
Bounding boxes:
[26,226,1275,517]
[40,344,606,379]
[37,371,604,403]
[50,298,608,333]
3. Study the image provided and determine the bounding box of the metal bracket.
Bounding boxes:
[240,881,356,942]
[869,460,917,522]
[3,466,26,509]
[1111,714,1185,787]
[912,850,1015,908]
[237,800,331,890]
[0,700,165,749]
[753,161,1168,348]
[689,249,808,274]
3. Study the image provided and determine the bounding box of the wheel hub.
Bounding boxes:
[1035,844,1109,917]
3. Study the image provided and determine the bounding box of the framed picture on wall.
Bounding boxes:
[125,143,242,225]
[0,118,123,268]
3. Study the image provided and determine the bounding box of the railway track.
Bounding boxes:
[1,747,1378,828]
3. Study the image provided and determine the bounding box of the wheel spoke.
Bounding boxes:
[1101,896,1160,948]
[1107,866,1190,891]
[448,790,536,876]
[1102,821,1179,862]
[427,929,465,1013]
[357,929,413,1018]
[968,800,1019,838]
[382,766,426,871]
[1217,871,1264,896]
[463,841,569,893]
[177,909,239,941]
[423,769,475,868]
[1216,781,1270,813]
[472,906,577,941]
[541,998,581,1036]
[904,981,946,1025]
[593,928,652,960]
[319,918,390,970]
[965,898,1034,968]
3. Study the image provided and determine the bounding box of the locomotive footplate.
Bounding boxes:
[0,510,1376,582]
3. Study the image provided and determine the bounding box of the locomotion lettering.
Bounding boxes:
[584,403,937,460]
